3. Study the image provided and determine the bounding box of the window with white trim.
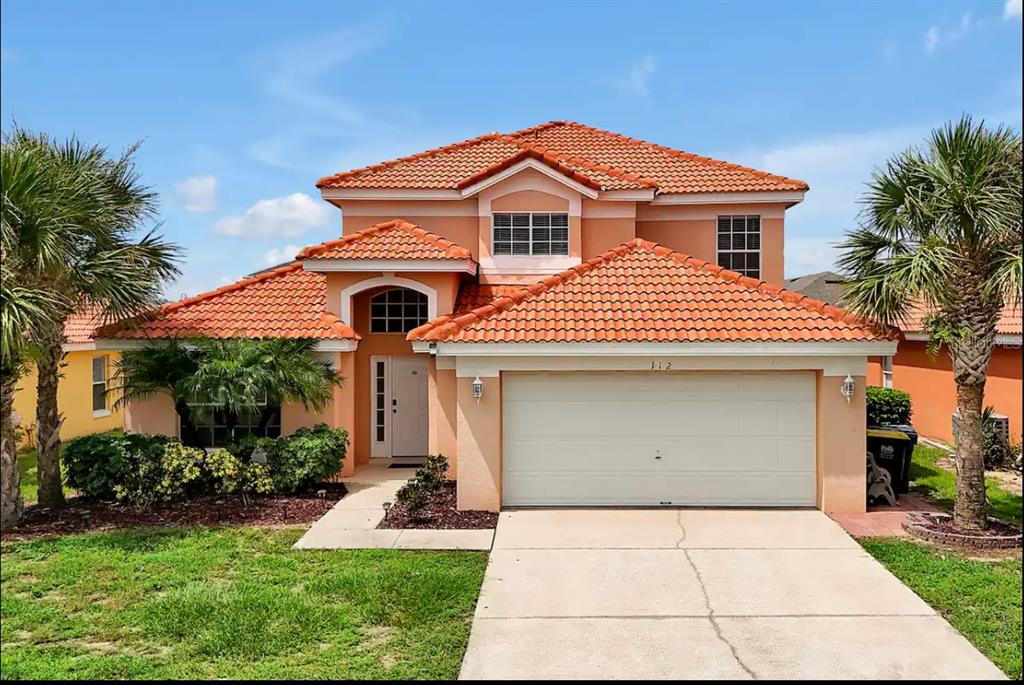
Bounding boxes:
[91,356,108,414]
[882,356,894,389]
[370,288,428,333]
[492,212,569,256]
[717,215,761,278]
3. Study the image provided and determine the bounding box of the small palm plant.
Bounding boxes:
[839,116,1022,532]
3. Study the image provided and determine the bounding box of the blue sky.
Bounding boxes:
[2,0,1021,296]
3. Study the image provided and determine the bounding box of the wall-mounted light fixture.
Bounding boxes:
[841,374,856,404]
[472,376,484,402]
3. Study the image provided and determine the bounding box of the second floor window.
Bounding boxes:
[493,213,569,256]
[717,215,761,279]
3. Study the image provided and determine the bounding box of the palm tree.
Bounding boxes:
[3,128,180,508]
[839,117,1022,532]
[116,338,343,447]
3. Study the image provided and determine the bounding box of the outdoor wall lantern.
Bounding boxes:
[472,376,484,402]
[841,374,856,404]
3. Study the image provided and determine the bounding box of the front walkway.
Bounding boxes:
[459,509,1004,680]
[293,463,494,551]
[831,493,941,537]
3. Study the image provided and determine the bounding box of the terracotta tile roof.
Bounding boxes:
[64,305,105,345]
[100,264,358,341]
[298,219,474,262]
[408,239,885,344]
[453,284,527,315]
[901,301,1022,337]
[317,121,807,195]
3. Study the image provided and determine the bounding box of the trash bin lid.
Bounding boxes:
[867,428,912,440]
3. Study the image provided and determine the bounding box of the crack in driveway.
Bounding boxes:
[675,510,757,680]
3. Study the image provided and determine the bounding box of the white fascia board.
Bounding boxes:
[93,338,358,352]
[907,331,1024,347]
[320,188,463,201]
[459,158,600,200]
[433,341,897,357]
[63,342,98,352]
[411,341,435,354]
[650,190,806,206]
[302,258,477,274]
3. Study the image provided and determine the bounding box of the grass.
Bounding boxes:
[861,538,1022,679]
[909,443,1022,526]
[0,527,488,679]
[15,447,74,505]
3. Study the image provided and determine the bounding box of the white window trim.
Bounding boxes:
[882,355,894,389]
[716,215,762,279]
[369,355,394,458]
[339,276,438,326]
[492,212,570,257]
[91,355,108,417]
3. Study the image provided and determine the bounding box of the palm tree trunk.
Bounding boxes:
[1,363,24,530]
[34,328,65,508]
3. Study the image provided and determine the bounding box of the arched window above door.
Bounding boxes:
[369,288,428,333]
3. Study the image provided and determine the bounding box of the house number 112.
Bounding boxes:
[651,361,673,370]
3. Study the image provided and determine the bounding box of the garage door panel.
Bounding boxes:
[502,372,817,507]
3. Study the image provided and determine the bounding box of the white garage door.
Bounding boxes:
[502,371,817,507]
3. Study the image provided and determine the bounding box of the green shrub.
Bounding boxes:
[866,386,913,425]
[113,441,207,507]
[64,432,173,499]
[264,424,348,494]
[204,449,274,498]
[395,454,449,513]
[982,408,1019,471]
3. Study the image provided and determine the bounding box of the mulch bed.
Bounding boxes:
[378,482,498,530]
[903,512,1023,549]
[1,482,348,542]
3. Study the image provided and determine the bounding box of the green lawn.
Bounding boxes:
[0,528,488,679]
[862,538,1022,679]
[909,443,1022,526]
[15,447,75,505]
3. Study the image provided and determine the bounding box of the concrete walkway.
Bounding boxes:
[293,466,494,551]
[459,509,1005,680]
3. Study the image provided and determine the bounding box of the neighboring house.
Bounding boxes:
[785,271,849,307]
[96,121,894,515]
[867,302,1022,442]
[13,307,123,447]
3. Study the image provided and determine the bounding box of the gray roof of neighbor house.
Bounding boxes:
[784,271,849,307]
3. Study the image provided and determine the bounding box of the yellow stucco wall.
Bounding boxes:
[12,350,124,446]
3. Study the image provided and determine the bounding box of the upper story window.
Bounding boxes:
[717,215,761,279]
[493,213,569,256]
[92,355,108,415]
[370,288,428,333]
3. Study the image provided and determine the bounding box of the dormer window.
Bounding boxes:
[493,213,569,256]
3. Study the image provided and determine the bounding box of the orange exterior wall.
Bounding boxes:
[581,217,636,257]
[429,363,458,478]
[816,373,867,515]
[888,340,1022,442]
[335,199,480,260]
[455,374,502,511]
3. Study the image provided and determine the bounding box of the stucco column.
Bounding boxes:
[428,361,458,479]
[335,351,358,478]
[456,374,501,511]
[816,372,867,515]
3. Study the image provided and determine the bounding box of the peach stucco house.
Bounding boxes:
[867,303,1022,443]
[97,121,895,515]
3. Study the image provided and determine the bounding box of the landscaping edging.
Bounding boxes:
[903,512,1023,549]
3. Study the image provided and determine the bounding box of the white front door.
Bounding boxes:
[502,371,817,507]
[371,356,429,458]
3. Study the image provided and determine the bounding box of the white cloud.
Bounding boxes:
[923,12,991,54]
[173,175,218,213]
[261,244,302,266]
[924,26,941,53]
[1006,0,1022,19]
[213,193,328,238]
[613,55,658,96]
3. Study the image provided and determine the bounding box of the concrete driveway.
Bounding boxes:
[459,509,1005,680]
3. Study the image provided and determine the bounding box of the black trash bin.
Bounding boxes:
[867,425,918,495]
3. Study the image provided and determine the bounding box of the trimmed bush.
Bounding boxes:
[204,449,274,499]
[266,424,348,494]
[114,441,207,507]
[64,432,173,499]
[396,455,449,513]
[866,386,913,426]
[982,408,1019,471]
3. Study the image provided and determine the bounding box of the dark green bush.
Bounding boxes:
[866,386,913,426]
[396,455,449,512]
[260,424,348,494]
[982,408,1019,470]
[64,432,173,499]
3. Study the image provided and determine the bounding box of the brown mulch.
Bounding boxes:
[378,482,498,530]
[1,483,347,542]
[903,512,1023,550]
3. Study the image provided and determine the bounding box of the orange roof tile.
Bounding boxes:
[298,219,474,262]
[317,121,807,195]
[63,305,106,345]
[100,263,358,341]
[900,300,1022,336]
[409,240,885,344]
[453,284,527,315]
